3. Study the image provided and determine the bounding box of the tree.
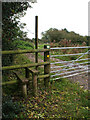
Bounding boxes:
[41,28,63,43]
[41,28,88,45]
[2,2,31,66]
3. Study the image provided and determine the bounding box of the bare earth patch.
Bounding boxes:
[68,73,88,90]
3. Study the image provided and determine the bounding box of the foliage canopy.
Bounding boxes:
[41,28,88,45]
[2,2,31,66]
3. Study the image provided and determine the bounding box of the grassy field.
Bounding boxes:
[2,42,89,119]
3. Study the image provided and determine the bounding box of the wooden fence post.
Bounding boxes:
[32,72,38,96]
[44,45,50,88]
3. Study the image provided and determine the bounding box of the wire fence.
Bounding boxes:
[50,46,90,80]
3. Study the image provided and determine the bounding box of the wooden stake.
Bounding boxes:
[32,73,38,96]
[35,16,38,70]
[22,83,27,97]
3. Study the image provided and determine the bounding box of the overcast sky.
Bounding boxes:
[20,0,89,39]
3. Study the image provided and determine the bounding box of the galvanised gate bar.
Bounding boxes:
[1,45,90,97]
[50,46,90,81]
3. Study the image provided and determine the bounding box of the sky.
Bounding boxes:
[20,0,89,39]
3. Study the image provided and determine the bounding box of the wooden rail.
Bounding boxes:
[2,16,50,97]
[2,62,50,70]
[2,49,50,55]
[2,46,50,97]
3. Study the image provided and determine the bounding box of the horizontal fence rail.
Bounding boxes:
[2,62,50,70]
[51,52,89,58]
[2,49,50,55]
[50,46,90,80]
[51,61,90,69]
[50,58,90,65]
[50,46,90,50]
[2,46,90,82]
[51,65,90,73]
[51,68,89,78]
[2,45,51,97]
[52,70,90,81]
[2,48,50,71]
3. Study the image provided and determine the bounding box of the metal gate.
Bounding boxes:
[50,46,90,81]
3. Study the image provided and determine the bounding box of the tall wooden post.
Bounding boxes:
[44,45,50,88]
[35,16,38,70]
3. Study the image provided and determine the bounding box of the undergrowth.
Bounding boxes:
[16,78,89,119]
[2,43,89,119]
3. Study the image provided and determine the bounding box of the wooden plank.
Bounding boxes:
[14,71,28,84]
[2,62,50,70]
[1,80,17,85]
[2,49,50,55]
[14,71,28,97]
[27,68,39,74]
[38,74,50,79]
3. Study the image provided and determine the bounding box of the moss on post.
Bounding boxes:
[44,45,50,88]
[22,83,27,98]
[32,73,38,97]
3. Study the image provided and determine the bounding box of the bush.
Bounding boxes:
[2,95,21,119]
[13,40,34,50]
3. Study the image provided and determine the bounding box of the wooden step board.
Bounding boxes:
[14,69,50,97]
[13,71,29,97]
[26,67,39,74]
[14,71,29,84]
[26,67,50,79]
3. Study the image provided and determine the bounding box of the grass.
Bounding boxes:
[2,42,89,119]
[16,78,89,119]
[3,53,89,119]
[13,39,34,50]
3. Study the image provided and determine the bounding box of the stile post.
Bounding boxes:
[35,16,38,70]
[32,73,38,96]
[22,83,27,97]
[25,67,29,78]
[44,45,50,88]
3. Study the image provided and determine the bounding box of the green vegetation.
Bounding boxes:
[2,2,89,119]
[13,40,34,50]
[2,2,31,66]
[2,42,89,119]
[41,28,88,45]
[5,78,89,119]
[2,95,21,119]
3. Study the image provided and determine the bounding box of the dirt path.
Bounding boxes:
[25,53,88,90]
[69,73,88,90]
